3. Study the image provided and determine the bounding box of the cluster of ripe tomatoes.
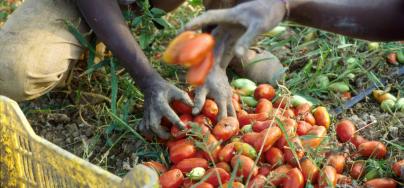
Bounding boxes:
[142,81,403,188]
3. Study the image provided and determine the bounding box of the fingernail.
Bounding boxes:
[192,108,199,115]
[235,46,246,57]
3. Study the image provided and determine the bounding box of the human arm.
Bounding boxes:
[76,0,193,139]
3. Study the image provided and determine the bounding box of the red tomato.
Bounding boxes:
[301,126,327,150]
[194,182,214,188]
[202,134,221,162]
[222,182,244,188]
[171,114,193,138]
[193,115,212,127]
[168,139,192,151]
[283,168,304,188]
[313,106,331,129]
[163,31,196,64]
[255,99,273,114]
[350,161,365,179]
[304,113,316,125]
[242,132,260,146]
[232,98,242,112]
[238,113,269,127]
[297,121,312,136]
[204,168,230,187]
[258,165,271,176]
[318,166,337,188]
[254,84,276,100]
[187,51,215,86]
[202,99,219,122]
[179,34,215,67]
[300,157,319,184]
[387,53,398,64]
[159,169,184,188]
[216,162,232,173]
[247,174,267,188]
[326,154,346,174]
[218,143,236,162]
[273,97,289,108]
[268,164,293,186]
[252,120,278,132]
[172,100,192,115]
[350,135,368,148]
[392,159,404,177]
[335,119,356,143]
[176,158,209,173]
[364,178,397,188]
[358,141,387,159]
[170,142,196,164]
[143,161,167,174]
[231,155,258,178]
[284,137,305,167]
[341,92,352,100]
[213,117,240,141]
[254,126,282,152]
[294,103,312,116]
[265,147,284,167]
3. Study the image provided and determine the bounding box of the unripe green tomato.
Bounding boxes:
[328,82,350,93]
[381,99,395,112]
[231,78,257,96]
[397,50,404,64]
[316,75,330,89]
[187,167,206,180]
[266,26,287,37]
[241,96,258,107]
[368,42,380,51]
[395,98,404,112]
[240,124,253,134]
[291,95,313,107]
[347,73,356,80]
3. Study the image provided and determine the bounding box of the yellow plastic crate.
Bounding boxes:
[0,96,159,188]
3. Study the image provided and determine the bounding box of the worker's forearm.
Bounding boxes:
[289,0,404,41]
[150,0,186,12]
[76,0,162,91]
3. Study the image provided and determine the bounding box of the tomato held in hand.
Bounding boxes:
[202,99,219,122]
[187,51,215,86]
[163,31,196,64]
[172,100,193,115]
[213,117,240,141]
[160,169,184,188]
[179,33,215,67]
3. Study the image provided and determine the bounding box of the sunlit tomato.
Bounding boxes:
[255,99,273,114]
[336,174,352,185]
[172,100,193,115]
[282,108,296,119]
[350,135,368,148]
[202,134,221,162]
[168,139,192,151]
[301,126,327,150]
[318,166,337,188]
[300,157,319,184]
[143,161,167,174]
[218,143,236,162]
[326,154,346,174]
[284,137,305,167]
[268,164,293,186]
[247,175,267,188]
[176,158,209,173]
[242,132,260,146]
[297,121,312,136]
[312,106,331,129]
[233,142,257,159]
[216,162,232,173]
[274,119,297,149]
[252,120,278,132]
[258,165,271,176]
[294,103,311,116]
[231,155,258,178]
[203,168,230,187]
[364,178,397,188]
[304,113,316,125]
[392,159,404,177]
[194,115,212,127]
[170,142,196,164]
[213,117,240,141]
[283,168,304,188]
[179,33,215,67]
[335,119,356,143]
[238,113,269,127]
[202,99,219,122]
[358,141,387,159]
[187,51,215,86]
[265,147,284,167]
[222,182,245,188]
[194,182,214,188]
[254,126,282,152]
[171,114,193,138]
[350,161,365,179]
[163,31,196,64]
[254,84,276,100]
[159,169,184,188]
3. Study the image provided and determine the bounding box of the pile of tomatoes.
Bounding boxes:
[142,80,403,188]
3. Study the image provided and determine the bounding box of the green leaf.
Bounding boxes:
[153,18,172,29]
[150,8,166,17]
[139,32,155,49]
[132,16,143,27]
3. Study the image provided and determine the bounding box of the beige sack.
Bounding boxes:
[0,0,85,101]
